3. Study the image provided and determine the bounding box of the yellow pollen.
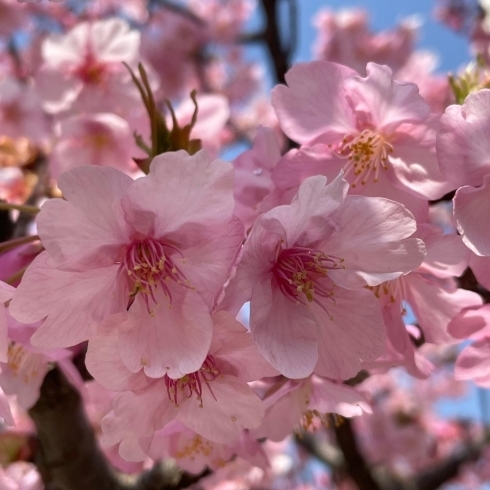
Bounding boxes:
[175,435,214,459]
[295,410,344,434]
[7,343,43,384]
[334,130,394,187]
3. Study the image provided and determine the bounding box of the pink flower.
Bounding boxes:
[141,9,205,99]
[188,0,255,43]
[10,150,244,380]
[222,174,425,379]
[253,375,371,442]
[369,225,482,378]
[0,462,42,490]
[35,18,143,116]
[271,61,453,220]
[0,313,79,410]
[49,113,140,178]
[313,9,416,75]
[143,421,267,473]
[437,89,490,256]
[0,78,49,143]
[88,311,272,458]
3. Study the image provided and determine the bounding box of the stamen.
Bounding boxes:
[165,356,221,408]
[7,343,44,384]
[368,276,408,315]
[329,130,394,188]
[272,244,342,317]
[122,239,190,312]
[295,411,344,435]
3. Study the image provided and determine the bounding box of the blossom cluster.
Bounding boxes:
[1,1,490,489]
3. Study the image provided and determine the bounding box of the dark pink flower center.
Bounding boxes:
[74,52,109,85]
[331,129,394,188]
[272,245,341,308]
[165,356,220,408]
[123,239,190,312]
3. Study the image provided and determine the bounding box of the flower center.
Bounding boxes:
[332,129,394,188]
[123,239,190,312]
[272,245,342,310]
[165,356,220,408]
[74,53,108,85]
[296,410,343,433]
[7,343,44,384]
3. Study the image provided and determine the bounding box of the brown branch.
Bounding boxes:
[334,419,384,490]
[295,433,344,469]
[28,366,126,490]
[260,0,296,85]
[28,366,213,490]
[413,428,490,490]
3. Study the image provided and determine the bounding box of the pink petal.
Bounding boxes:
[219,220,278,316]
[271,61,357,145]
[453,176,490,256]
[86,316,152,392]
[102,381,178,445]
[448,304,490,340]
[271,144,343,191]
[122,150,235,240]
[437,90,490,187]
[179,217,244,310]
[10,252,125,349]
[313,287,386,380]
[37,166,133,269]
[119,288,212,379]
[250,279,319,379]
[344,62,430,133]
[177,375,264,445]
[35,67,82,113]
[253,380,310,442]
[422,230,470,279]
[309,376,371,417]
[41,22,89,64]
[406,274,482,343]
[90,18,140,63]
[455,338,490,382]
[390,116,454,200]
[210,311,278,381]
[326,195,425,288]
[261,174,348,247]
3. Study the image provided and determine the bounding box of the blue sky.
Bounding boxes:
[247,0,474,78]
[294,0,472,72]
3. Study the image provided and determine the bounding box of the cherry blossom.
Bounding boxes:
[437,89,490,256]
[10,150,244,379]
[35,18,143,116]
[222,174,425,379]
[271,61,453,220]
[49,113,140,178]
[87,311,274,458]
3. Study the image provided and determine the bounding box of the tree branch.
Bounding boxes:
[28,367,126,490]
[334,419,384,490]
[28,366,213,490]
[260,0,296,85]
